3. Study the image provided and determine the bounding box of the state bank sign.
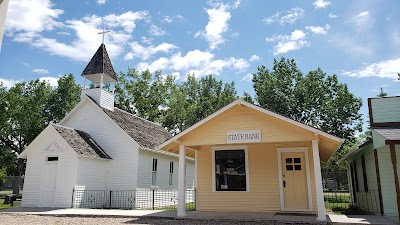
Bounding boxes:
[227,130,262,144]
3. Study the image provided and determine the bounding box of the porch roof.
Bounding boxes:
[158,99,343,162]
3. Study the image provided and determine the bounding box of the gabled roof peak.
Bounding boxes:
[81,44,118,82]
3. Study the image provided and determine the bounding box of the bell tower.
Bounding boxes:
[81,42,118,111]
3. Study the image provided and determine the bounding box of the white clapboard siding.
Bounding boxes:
[370,97,400,123]
[350,146,380,214]
[76,157,108,189]
[137,149,195,190]
[378,145,399,216]
[61,100,140,190]
[22,126,78,208]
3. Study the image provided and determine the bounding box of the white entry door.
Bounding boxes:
[41,162,58,207]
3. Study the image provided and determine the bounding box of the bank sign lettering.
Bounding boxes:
[227,130,261,144]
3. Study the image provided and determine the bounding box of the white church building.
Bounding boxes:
[19,43,195,209]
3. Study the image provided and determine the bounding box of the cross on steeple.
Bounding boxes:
[98,24,110,44]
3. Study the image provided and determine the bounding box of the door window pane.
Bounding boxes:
[294,158,301,163]
[286,158,292,164]
[286,165,293,170]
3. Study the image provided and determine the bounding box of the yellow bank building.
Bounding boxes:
[158,99,343,221]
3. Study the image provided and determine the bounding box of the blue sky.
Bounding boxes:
[1,0,400,131]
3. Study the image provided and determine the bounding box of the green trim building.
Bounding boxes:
[339,96,400,219]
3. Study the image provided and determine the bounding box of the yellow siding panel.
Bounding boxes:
[197,142,317,212]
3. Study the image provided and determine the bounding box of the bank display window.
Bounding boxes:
[215,150,247,191]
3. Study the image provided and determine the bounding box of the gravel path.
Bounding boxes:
[0,214,268,225]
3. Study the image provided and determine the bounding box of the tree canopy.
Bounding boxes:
[0,74,81,176]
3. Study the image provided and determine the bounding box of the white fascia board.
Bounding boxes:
[139,147,195,161]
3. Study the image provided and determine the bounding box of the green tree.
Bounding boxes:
[377,87,388,97]
[49,74,81,122]
[241,92,254,104]
[162,74,237,134]
[115,69,175,122]
[253,57,363,149]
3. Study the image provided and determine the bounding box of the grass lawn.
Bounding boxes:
[0,198,13,210]
[324,192,351,214]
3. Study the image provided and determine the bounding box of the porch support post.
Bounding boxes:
[177,144,186,217]
[83,77,86,89]
[100,74,104,89]
[312,139,326,221]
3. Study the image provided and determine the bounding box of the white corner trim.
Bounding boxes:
[211,145,249,193]
[277,147,312,211]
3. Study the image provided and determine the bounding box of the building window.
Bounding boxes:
[46,156,58,162]
[169,162,174,186]
[361,155,369,192]
[152,158,157,186]
[215,150,247,191]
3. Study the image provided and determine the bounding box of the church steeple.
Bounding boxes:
[81,43,117,111]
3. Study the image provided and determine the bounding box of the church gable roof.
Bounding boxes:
[102,107,172,149]
[52,123,111,159]
[81,44,118,82]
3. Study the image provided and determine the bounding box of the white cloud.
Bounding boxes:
[141,37,153,45]
[96,0,106,5]
[230,32,240,38]
[57,32,70,36]
[32,68,49,74]
[136,49,249,78]
[149,25,166,36]
[280,8,304,25]
[163,15,184,23]
[195,3,232,50]
[242,73,253,82]
[342,58,400,80]
[263,8,304,26]
[232,0,241,9]
[263,12,280,24]
[249,55,260,62]
[266,30,310,55]
[350,11,373,31]
[11,11,149,62]
[0,78,21,88]
[124,42,178,60]
[105,11,150,33]
[313,0,331,9]
[6,0,63,33]
[306,24,330,35]
[329,13,338,18]
[39,76,59,86]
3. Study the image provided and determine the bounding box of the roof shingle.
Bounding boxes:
[102,108,172,149]
[81,44,118,82]
[52,124,111,159]
[374,127,400,141]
